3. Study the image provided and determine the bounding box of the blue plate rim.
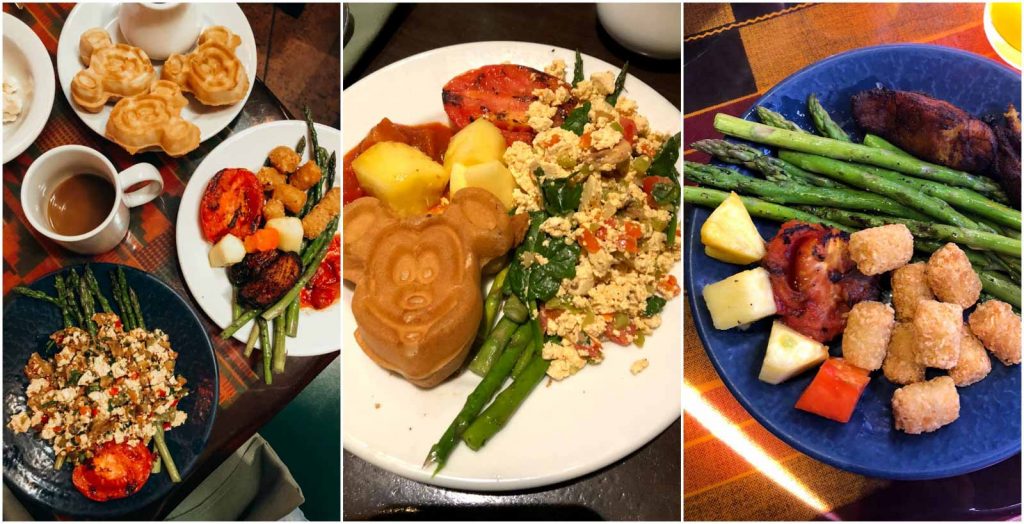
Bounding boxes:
[2,262,219,516]
[684,43,1021,480]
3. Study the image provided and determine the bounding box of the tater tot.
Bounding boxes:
[968,300,1022,365]
[842,301,895,371]
[273,183,307,214]
[290,160,322,191]
[892,376,960,434]
[849,224,914,276]
[303,187,340,239]
[883,322,926,385]
[891,262,934,321]
[263,199,285,221]
[913,300,962,369]
[949,326,991,386]
[257,166,287,192]
[926,243,981,308]
[268,146,301,174]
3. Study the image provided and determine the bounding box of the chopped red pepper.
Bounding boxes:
[619,117,637,144]
[795,358,870,423]
[579,229,601,254]
[108,387,119,396]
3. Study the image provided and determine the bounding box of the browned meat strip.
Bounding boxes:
[852,88,996,173]
[988,104,1021,208]
[238,251,301,308]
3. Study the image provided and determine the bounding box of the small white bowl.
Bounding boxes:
[597,3,681,60]
[118,3,202,61]
[3,12,55,164]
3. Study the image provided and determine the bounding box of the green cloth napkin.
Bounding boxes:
[343,3,396,76]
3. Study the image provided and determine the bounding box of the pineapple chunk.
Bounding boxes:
[449,160,516,209]
[759,321,828,384]
[701,192,766,264]
[351,141,448,217]
[702,267,777,330]
[443,119,507,174]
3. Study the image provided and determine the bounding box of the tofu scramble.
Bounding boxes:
[7,313,188,466]
[504,59,681,380]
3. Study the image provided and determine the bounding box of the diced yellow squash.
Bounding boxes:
[351,141,448,217]
[701,192,766,264]
[759,321,828,384]
[443,119,506,174]
[702,267,777,330]
[449,160,515,209]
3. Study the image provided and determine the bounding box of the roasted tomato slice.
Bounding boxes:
[763,220,879,342]
[442,64,576,145]
[200,168,264,243]
[72,441,153,502]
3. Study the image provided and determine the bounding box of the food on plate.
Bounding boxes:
[702,267,777,330]
[3,75,23,123]
[758,321,828,385]
[841,301,894,371]
[950,327,992,387]
[105,80,200,156]
[263,199,286,220]
[242,228,280,252]
[852,88,996,173]
[208,233,246,267]
[848,224,914,276]
[968,300,1022,365]
[265,217,303,253]
[342,119,453,206]
[630,358,649,375]
[988,105,1021,207]
[890,262,934,321]
[161,26,249,107]
[343,188,528,387]
[926,242,981,308]
[302,187,341,239]
[199,167,264,242]
[449,160,516,210]
[291,160,323,191]
[7,266,187,500]
[268,145,301,174]
[442,64,576,145]
[794,358,870,423]
[257,166,287,190]
[272,182,308,214]
[350,141,449,216]
[881,322,926,385]
[443,118,507,174]
[233,251,302,308]
[762,220,879,342]
[72,29,156,112]
[891,376,960,434]
[700,191,766,264]
[912,299,963,369]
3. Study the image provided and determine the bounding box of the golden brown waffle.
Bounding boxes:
[161,26,249,107]
[105,80,200,157]
[71,28,156,113]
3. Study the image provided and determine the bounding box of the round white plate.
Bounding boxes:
[3,12,55,163]
[56,3,256,147]
[343,41,682,491]
[176,120,341,357]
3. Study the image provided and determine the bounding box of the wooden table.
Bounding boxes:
[342,4,681,520]
[1,4,338,519]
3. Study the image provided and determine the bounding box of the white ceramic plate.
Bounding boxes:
[55,3,256,147]
[3,12,55,163]
[343,41,682,491]
[176,121,340,356]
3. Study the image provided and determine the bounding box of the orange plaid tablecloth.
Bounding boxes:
[683,3,1017,520]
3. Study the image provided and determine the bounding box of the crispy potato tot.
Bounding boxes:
[842,301,895,371]
[882,322,926,385]
[892,376,960,434]
[969,300,1022,365]
[950,326,992,386]
[290,160,322,191]
[257,166,287,192]
[927,243,981,308]
[891,262,934,321]
[269,145,301,174]
[263,199,286,221]
[273,183,307,214]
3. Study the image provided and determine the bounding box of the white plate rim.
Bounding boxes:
[55,2,256,146]
[175,120,341,357]
[342,40,682,491]
[2,12,56,164]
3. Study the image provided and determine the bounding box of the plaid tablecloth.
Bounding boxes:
[2,3,281,408]
[683,3,1017,520]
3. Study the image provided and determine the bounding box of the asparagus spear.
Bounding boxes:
[272,317,287,374]
[462,355,550,451]
[755,106,808,133]
[914,240,1001,271]
[12,287,62,307]
[713,114,1007,200]
[84,266,112,313]
[468,317,519,377]
[684,161,930,220]
[572,49,584,87]
[153,425,181,483]
[862,134,908,155]
[798,207,1021,256]
[53,276,76,328]
[978,270,1023,309]
[684,186,851,231]
[807,94,851,141]
[691,139,847,189]
[259,318,272,385]
[477,265,509,342]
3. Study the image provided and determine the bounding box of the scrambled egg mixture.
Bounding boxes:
[8,313,188,465]
[504,59,680,380]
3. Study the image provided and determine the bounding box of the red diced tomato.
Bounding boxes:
[619,117,637,144]
[580,132,592,149]
[795,358,870,423]
[579,229,601,254]
[108,387,119,395]
[658,275,680,297]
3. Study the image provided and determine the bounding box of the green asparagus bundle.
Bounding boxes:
[692,138,847,189]
[807,94,851,142]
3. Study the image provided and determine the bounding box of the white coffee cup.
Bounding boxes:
[597,3,682,59]
[21,145,164,255]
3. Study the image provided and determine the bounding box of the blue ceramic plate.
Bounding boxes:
[684,44,1021,480]
[3,263,218,517]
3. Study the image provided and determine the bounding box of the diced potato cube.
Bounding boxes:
[702,267,777,330]
[208,234,245,268]
[449,160,515,209]
[759,321,828,384]
[701,192,766,264]
[351,141,448,217]
[443,119,507,174]
[265,217,303,253]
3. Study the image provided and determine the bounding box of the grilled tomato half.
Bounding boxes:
[72,441,154,502]
[200,168,264,243]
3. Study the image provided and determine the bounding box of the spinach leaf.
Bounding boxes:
[644,296,667,317]
[541,177,583,216]
[649,132,681,181]
[561,101,591,136]
[650,179,680,207]
[506,212,547,302]
[529,237,581,302]
[605,62,630,106]
[572,49,584,87]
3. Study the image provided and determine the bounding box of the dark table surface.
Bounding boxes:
[342,3,681,521]
[2,4,338,520]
